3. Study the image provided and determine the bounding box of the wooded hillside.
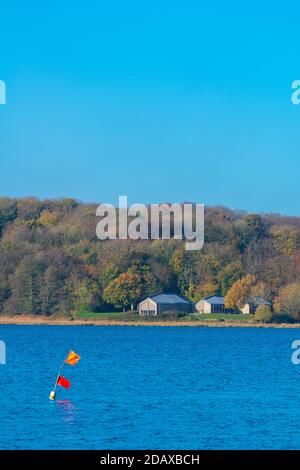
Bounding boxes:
[1,197,300,318]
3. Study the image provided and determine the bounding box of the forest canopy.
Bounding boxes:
[1,197,300,318]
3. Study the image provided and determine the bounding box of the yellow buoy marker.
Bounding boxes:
[49,390,56,400]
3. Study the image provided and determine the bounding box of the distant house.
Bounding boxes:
[240,297,272,314]
[196,295,231,314]
[138,293,194,316]
[196,294,272,315]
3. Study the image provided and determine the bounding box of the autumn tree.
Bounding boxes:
[103,272,141,311]
[224,274,256,310]
[271,226,298,256]
[38,210,59,226]
[251,281,272,301]
[276,283,300,319]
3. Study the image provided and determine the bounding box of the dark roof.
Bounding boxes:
[249,297,272,306]
[197,295,272,307]
[198,295,225,305]
[147,293,191,305]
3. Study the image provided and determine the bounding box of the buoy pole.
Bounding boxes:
[49,352,69,400]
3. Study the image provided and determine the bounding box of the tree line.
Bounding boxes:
[1,197,300,320]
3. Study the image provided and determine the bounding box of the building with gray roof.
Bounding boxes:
[196,295,230,314]
[138,293,194,316]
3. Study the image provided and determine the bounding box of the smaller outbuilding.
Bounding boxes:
[139,293,194,316]
[195,295,232,314]
[240,297,272,314]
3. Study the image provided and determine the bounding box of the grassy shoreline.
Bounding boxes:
[0,315,299,327]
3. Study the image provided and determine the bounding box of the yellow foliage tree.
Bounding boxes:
[38,210,59,226]
[276,283,300,319]
[103,272,142,312]
[271,225,298,256]
[224,274,256,310]
[170,248,185,274]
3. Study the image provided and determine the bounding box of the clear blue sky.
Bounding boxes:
[1,0,300,214]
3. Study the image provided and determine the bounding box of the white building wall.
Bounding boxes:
[196,300,212,313]
[139,299,157,315]
[241,303,251,314]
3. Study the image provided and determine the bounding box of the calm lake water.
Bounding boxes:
[0,325,300,449]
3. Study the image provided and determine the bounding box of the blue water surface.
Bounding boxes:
[0,325,300,450]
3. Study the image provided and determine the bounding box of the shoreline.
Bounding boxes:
[0,316,299,328]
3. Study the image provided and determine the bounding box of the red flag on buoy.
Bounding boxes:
[57,375,71,389]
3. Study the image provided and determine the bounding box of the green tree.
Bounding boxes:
[217,261,243,295]
[40,266,59,314]
[128,262,158,298]
[0,198,18,235]
[100,263,120,289]
[170,248,185,274]
[254,304,272,322]
[185,281,218,302]
[72,279,99,312]
[237,214,265,250]
[8,256,46,314]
